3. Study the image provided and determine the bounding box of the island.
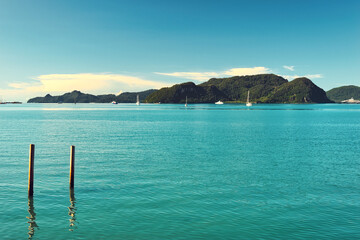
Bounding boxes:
[326,85,360,102]
[27,89,156,103]
[27,74,341,104]
[145,74,332,103]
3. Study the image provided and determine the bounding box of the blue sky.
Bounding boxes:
[0,0,359,101]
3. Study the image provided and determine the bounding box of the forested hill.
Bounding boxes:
[28,74,333,104]
[27,89,156,103]
[145,74,332,103]
[326,85,360,102]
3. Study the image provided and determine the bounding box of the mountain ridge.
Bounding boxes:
[27,74,335,104]
[326,85,360,102]
[27,89,156,103]
[145,74,332,103]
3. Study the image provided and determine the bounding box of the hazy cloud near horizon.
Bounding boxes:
[0,73,170,101]
[155,67,271,81]
[282,74,323,80]
[155,66,322,82]
[0,68,324,102]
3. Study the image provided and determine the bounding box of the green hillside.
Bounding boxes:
[27,89,156,103]
[145,82,227,103]
[200,74,287,102]
[326,85,360,102]
[263,78,332,103]
[146,74,332,103]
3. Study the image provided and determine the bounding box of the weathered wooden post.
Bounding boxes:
[69,145,75,189]
[28,144,35,197]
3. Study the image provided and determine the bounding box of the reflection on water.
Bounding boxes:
[68,189,78,231]
[26,197,38,239]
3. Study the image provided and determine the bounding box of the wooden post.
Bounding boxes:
[69,145,75,189]
[28,144,35,197]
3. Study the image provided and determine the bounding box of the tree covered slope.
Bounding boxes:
[326,85,360,102]
[27,89,156,103]
[146,74,332,103]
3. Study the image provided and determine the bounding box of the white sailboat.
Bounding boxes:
[185,96,188,107]
[215,100,224,104]
[136,94,140,105]
[341,97,360,104]
[246,90,252,107]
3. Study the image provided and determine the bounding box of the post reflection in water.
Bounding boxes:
[27,197,39,239]
[68,189,78,231]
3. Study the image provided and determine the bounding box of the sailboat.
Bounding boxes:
[185,96,188,107]
[136,94,140,105]
[246,90,252,107]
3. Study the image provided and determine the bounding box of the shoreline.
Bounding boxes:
[22,102,359,104]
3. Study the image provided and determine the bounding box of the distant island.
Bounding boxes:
[326,85,360,102]
[145,74,332,103]
[0,101,22,104]
[27,89,156,103]
[28,74,360,104]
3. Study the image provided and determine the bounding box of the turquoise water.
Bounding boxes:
[0,103,359,239]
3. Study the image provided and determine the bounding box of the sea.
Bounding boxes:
[0,103,359,239]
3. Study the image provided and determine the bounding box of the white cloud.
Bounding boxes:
[155,67,271,81]
[32,73,167,92]
[282,74,323,80]
[0,73,169,101]
[305,74,323,79]
[223,67,270,76]
[283,65,295,71]
[154,72,221,81]
[154,66,324,85]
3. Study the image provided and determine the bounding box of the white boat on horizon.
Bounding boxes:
[215,100,224,105]
[185,96,188,107]
[246,90,252,107]
[112,101,118,104]
[341,97,360,104]
[136,94,140,105]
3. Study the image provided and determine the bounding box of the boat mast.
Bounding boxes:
[247,90,250,103]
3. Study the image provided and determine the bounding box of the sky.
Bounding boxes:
[0,0,359,101]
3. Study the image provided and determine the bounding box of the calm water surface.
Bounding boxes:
[0,103,359,239]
